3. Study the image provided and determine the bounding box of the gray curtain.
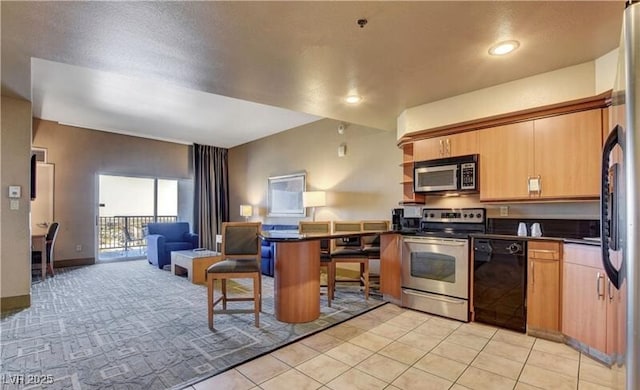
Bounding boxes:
[193,144,229,250]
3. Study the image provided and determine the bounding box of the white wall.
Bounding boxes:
[32,119,192,262]
[595,48,619,94]
[399,49,621,138]
[1,96,32,302]
[398,62,596,138]
[229,119,401,225]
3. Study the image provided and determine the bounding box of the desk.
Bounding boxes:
[259,230,383,324]
[31,234,48,280]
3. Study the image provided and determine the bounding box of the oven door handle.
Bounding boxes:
[403,238,467,246]
[402,289,466,304]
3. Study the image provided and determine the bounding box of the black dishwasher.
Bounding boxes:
[473,238,527,333]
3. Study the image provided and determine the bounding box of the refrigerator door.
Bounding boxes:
[621,1,639,389]
[601,126,623,289]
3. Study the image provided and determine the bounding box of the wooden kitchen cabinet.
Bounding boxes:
[380,233,402,301]
[527,240,562,335]
[562,243,622,357]
[414,131,478,161]
[401,143,425,204]
[479,121,534,201]
[533,109,602,199]
[479,109,602,201]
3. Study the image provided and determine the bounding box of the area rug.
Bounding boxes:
[0,260,383,390]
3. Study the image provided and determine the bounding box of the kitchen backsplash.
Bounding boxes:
[423,195,599,219]
[486,218,600,239]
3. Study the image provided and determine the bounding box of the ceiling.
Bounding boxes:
[1,1,624,147]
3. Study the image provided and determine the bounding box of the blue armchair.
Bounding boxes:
[146,222,199,269]
[261,224,298,276]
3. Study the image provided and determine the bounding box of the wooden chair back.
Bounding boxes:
[221,222,262,262]
[332,221,363,252]
[300,221,331,253]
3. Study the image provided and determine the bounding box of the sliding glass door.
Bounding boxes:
[98,175,178,261]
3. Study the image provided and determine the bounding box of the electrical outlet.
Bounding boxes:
[500,206,509,216]
[75,244,82,252]
[10,200,19,210]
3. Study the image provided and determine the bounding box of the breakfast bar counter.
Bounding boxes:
[259,230,383,323]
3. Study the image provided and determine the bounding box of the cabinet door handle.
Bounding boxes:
[596,272,605,299]
[446,139,451,156]
[439,140,444,156]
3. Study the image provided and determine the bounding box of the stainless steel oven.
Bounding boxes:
[402,236,470,321]
[400,208,486,322]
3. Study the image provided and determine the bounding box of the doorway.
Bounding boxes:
[98,174,178,261]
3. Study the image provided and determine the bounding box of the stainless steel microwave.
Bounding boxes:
[414,154,478,193]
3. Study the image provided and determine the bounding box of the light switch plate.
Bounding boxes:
[338,143,347,157]
[8,186,21,198]
[10,200,19,210]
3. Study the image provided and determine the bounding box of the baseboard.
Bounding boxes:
[527,327,564,343]
[55,257,95,268]
[0,294,31,312]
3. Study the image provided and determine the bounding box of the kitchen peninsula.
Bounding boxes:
[259,230,384,323]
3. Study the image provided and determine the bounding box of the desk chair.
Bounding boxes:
[330,221,369,299]
[299,221,334,307]
[32,222,59,277]
[206,222,262,329]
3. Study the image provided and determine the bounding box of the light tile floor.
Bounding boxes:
[184,304,626,390]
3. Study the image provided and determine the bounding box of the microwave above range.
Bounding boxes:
[414,154,478,194]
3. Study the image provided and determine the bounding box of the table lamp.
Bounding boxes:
[240,204,253,221]
[302,191,326,221]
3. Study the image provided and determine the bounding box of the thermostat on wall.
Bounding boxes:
[8,186,21,198]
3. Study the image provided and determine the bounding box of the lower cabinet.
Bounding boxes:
[380,234,401,300]
[527,241,562,334]
[562,244,622,357]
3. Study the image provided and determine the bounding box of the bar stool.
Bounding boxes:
[206,222,262,329]
[330,221,369,299]
[299,221,334,307]
[361,220,390,293]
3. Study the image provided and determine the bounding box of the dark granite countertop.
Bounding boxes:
[470,233,601,246]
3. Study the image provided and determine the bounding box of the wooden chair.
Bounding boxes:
[206,222,262,329]
[330,221,369,299]
[361,220,390,257]
[299,221,334,307]
[32,222,59,277]
[361,220,390,293]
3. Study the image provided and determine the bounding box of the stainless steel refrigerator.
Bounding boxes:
[601,1,639,389]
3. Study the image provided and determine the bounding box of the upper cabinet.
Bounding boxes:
[414,132,478,161]
[479,109,602,201]
[533,109,602,199]
[479,122,534,201]
[398,93,609,204]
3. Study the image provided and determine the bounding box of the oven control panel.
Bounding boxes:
[422,208,485,223]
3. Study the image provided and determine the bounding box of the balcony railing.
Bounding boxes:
[99,215,178,252]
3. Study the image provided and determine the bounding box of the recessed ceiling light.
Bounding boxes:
[345,95,363,104]
[488,40,520,56]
